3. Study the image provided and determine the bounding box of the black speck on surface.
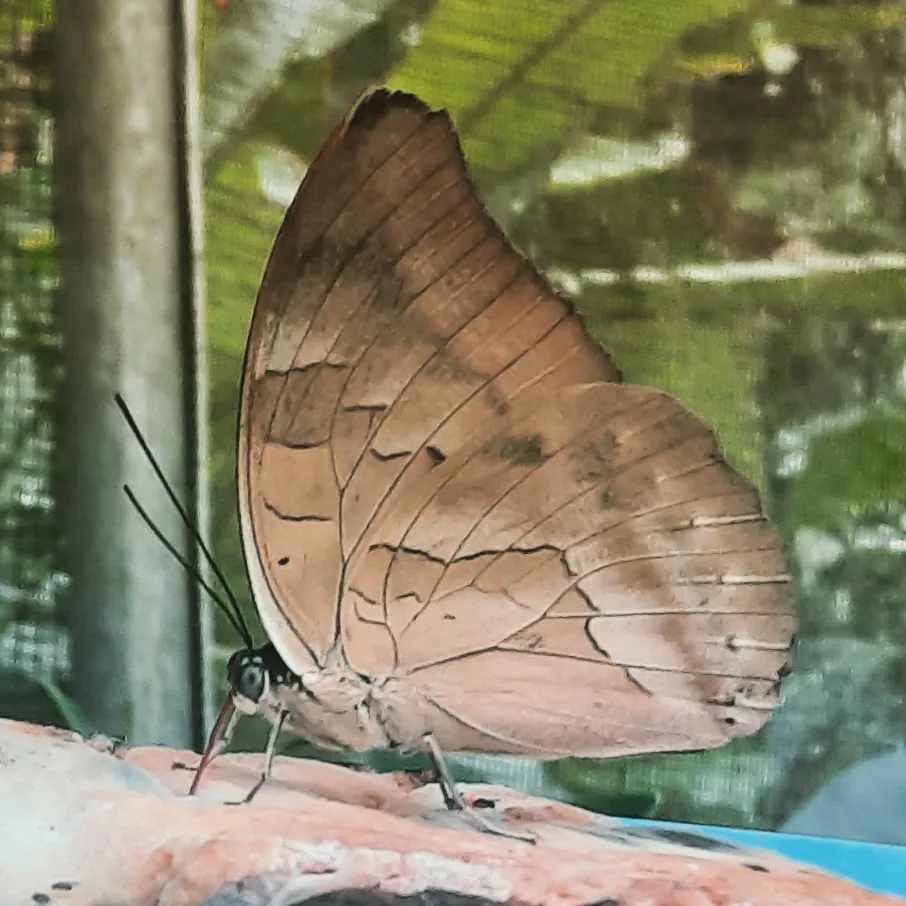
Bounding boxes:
[745,863,770,873]
[51,881,76,890]
[32,894,50,904]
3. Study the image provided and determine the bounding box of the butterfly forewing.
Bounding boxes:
[239,88,795,756]
[239,93,462,668]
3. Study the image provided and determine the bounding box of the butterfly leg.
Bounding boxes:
[424,733,465,810]
[241,708,288,804]
[424,734,535,843]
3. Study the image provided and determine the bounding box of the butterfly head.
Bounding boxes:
[224,642,301,717]
[188,644,297,796]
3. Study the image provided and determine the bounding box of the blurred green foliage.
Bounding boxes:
[199,0,906,838]
[792,408,906,530]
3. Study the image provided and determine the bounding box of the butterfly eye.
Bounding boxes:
[229,655,266,703]
[240,662,265,701]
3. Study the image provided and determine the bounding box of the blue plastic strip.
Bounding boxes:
[623,818,906,898]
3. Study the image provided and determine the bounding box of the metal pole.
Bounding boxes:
[178,0,217,740]
[54,0,204,746]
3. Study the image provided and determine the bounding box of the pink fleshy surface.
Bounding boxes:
[0,718,899,906]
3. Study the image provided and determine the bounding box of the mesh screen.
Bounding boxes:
[0,6,68,700]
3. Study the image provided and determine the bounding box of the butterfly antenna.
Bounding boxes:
[122,484,250,645]
[114,393,254,647]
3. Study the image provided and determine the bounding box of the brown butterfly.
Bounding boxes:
[191,88,795,809]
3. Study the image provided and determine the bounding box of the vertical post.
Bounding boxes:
[178,0,217,737]
[54,0,204,746]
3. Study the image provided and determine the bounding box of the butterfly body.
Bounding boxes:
[229,643,385,751]
[277,669,390,752]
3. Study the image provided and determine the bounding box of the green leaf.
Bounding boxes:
[31,673,90,734]
[790,406,906,531]
[203,0,397,162]
[389,0,754,179]
[1,668,92,735]
[767,3,906,51]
